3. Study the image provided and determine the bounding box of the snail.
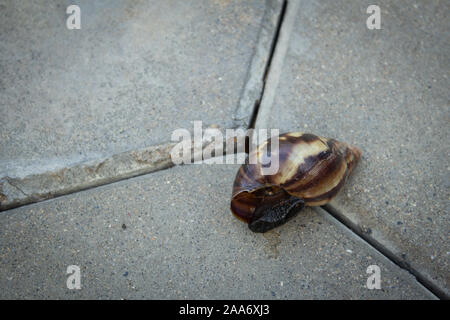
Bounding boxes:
[230,132,361,233]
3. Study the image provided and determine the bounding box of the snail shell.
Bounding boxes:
[230,132,362,233]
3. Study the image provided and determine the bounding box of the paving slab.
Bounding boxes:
[0,161,434,299]
[259,0,449,295]
[0,0,282,178]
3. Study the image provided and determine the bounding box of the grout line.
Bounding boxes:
[0,138,236,212]
[233,0,285,130]
[253,0,299,131]
[248,0,287,130]
[314,206,437,299]
[0,142,176,212]
[318,204,448,300]
[263,0,288,83]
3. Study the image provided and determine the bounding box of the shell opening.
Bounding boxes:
[231,186,305,232]
[248,195,304,233]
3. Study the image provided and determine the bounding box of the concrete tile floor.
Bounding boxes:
[0,163,434,299]
[0,0,447,299]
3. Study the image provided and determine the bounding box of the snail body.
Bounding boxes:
[230,132,361,233]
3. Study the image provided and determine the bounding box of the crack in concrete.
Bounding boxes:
[4,177,28,197]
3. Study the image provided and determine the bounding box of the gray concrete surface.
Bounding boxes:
[259,0,449,295]
[0,0,281,178]
[1,0,447,300]
[0,161,435,299]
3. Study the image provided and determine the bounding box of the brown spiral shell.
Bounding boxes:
[230,132,361,231]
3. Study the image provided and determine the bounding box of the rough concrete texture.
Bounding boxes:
[0,162,435,299]
[0,0,282,178]
[263,0,449,295]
